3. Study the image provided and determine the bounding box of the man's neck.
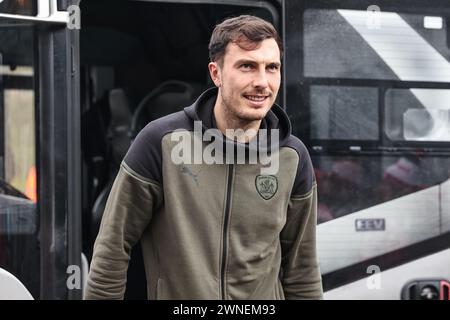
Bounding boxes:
[213,99,261,143]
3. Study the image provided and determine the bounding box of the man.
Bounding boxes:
[84,15,323,300]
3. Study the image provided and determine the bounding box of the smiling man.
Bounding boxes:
[85,15,323,300]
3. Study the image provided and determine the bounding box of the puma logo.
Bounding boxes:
[180,165,200,187]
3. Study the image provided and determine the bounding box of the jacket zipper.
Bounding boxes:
[221,163,234,300]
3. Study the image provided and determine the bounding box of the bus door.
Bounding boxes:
[0,0,81,299]
[78,0,281,299]
[284,0,450,299]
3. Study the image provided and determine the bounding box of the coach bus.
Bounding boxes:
[1,0,449,299]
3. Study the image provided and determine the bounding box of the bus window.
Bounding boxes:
[310,85,379,141]
[385,88,450,142]
[0,0,36,16]
[3,79,35,198]
[0,23,39,298]
[304,8,450,82]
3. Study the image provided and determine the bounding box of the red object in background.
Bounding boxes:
[25,166,37,203]
[440,280,450,300]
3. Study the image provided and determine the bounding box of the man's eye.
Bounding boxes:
[240,64,253,70]
[268,65,279,71]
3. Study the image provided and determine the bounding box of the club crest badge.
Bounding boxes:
[255,175,278,200]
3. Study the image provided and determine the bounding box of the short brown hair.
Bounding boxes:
[208,15,283,65]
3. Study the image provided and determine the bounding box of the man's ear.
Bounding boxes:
[208,62,221,87]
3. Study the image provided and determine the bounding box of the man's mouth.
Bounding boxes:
[243,94,269,102]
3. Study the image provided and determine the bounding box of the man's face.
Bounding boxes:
[209,38,281,122]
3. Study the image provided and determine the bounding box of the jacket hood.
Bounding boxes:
[184,87,291,154]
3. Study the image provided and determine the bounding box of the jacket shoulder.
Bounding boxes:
[283,135,316,197]
[123,111,192,184]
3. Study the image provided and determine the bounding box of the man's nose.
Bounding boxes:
[252,68,269,89]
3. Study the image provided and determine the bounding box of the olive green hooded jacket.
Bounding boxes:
[84,88,323,300]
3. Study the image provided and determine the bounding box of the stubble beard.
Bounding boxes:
[220,88,268,125]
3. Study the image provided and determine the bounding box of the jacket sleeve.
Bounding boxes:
[280,140,323,299]
[83,162,163,299]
